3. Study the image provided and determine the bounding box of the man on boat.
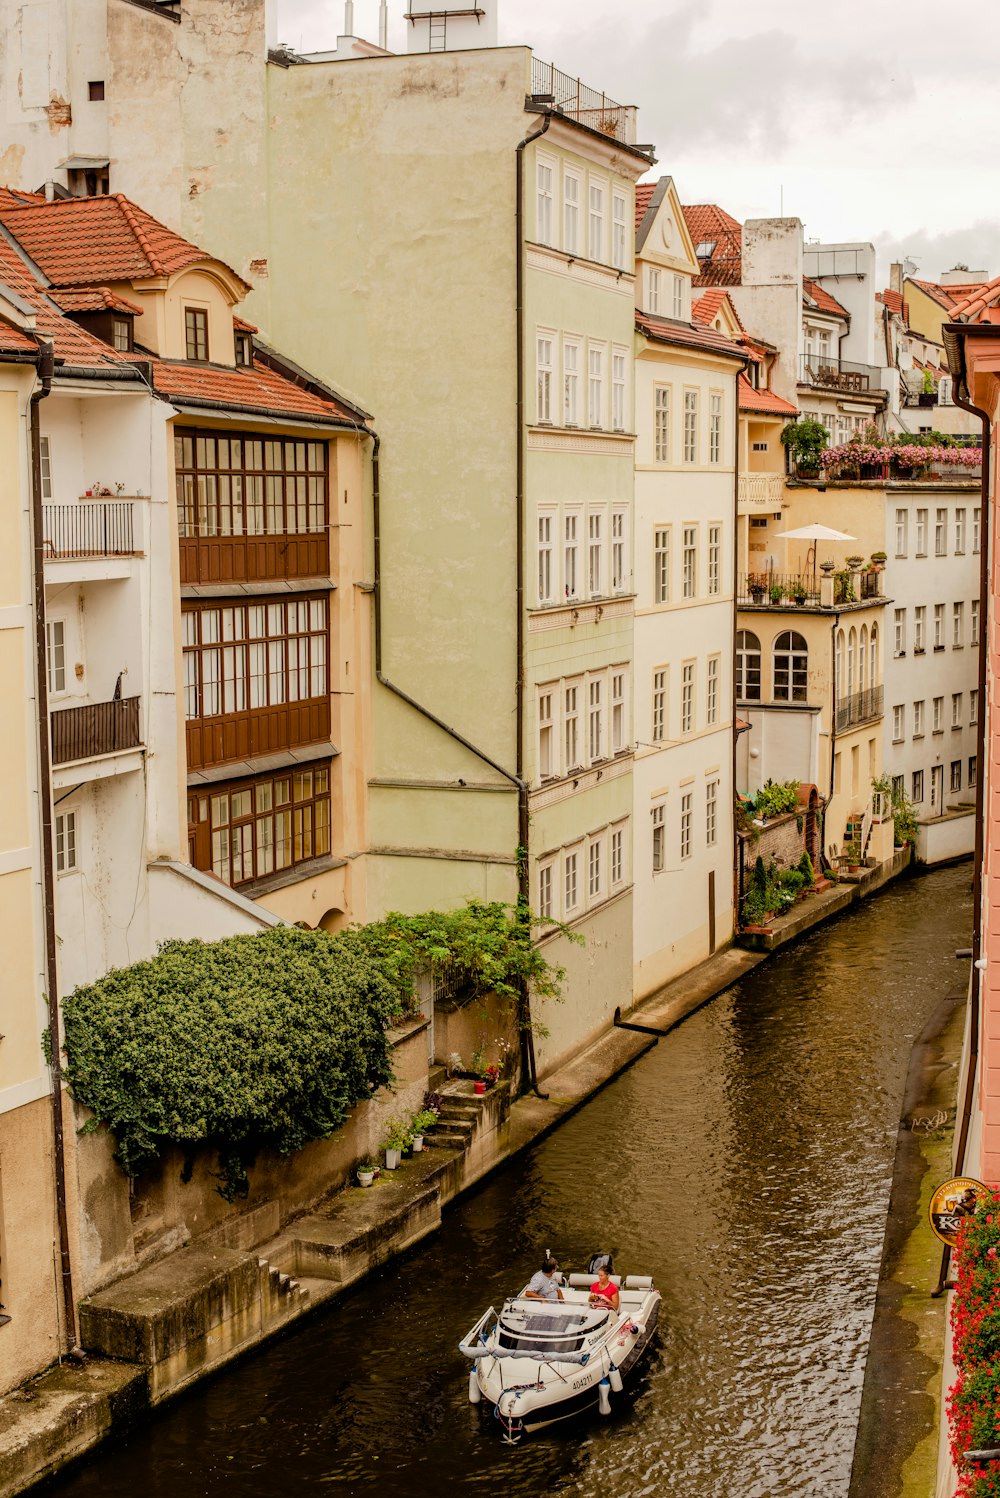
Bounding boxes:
[523,1257,564,1302]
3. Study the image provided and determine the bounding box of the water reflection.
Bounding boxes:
[42,865,970,1498]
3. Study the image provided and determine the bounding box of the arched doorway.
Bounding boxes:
[806,787,821,869]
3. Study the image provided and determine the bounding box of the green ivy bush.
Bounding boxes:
[752,779,801,819]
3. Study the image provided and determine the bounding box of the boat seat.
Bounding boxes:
[566,1273,621,1288]
[623,1275,652,1290]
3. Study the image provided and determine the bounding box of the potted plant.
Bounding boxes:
[410,1107,438,1152]
[768,582,785,605]
[844,555,865,572]
[919,368,936,407]
[792,583,807,605]
[356,1159,379,1188]
[383,1119,410,1170]
[780,418,830,478]
[870,550,887,571]
[845,839,862,873]
[749,573,766,604]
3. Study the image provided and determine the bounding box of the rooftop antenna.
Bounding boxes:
[379,0,388,48]
[344,0,354,34]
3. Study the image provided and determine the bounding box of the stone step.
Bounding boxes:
[427,1064,448,1090]
[424,1127,474,1148]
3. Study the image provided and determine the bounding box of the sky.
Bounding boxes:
[276,0,1000,288]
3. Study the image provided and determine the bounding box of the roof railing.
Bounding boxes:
[530,57,638,146]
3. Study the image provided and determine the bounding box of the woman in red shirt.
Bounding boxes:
[588,1263,619,1312]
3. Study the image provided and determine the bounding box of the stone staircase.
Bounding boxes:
[423,1087,488,1152]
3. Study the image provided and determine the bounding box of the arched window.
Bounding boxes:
[859,625,868,695]
[736,630,761,701]
[773,630,808,703]
[870,624,878,688]
[847,626,857,697]
[836,629,845,700]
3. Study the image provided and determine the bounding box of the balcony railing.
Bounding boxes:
[738,572,820,606]
[834,686,884,732]
[738,472,785,510]
[51,696,141,766]
[42,502,135,559]
[530,57,638,145]
[799,353,881,394]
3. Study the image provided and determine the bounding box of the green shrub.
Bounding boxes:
[797,851,815,883]
[753,779,801,819]
[779,869,805,895]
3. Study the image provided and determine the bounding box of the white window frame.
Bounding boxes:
[952,692,963,728]
[956,507,966,553]
[653,526,670,604]
[588,509,604,598]
[536,509,555,606]
[612,190,627,270]
[563,336,581,427]
[681,660,695,735]
[894,508,907,557]
[706,655,719,726]
[913,699,925,736]
[672,273,684,319]
[588,675,604,763]
[610,821,626,888]
[934,603,944,649]
[564,680,582,770]
[536,331,554,423]
[914,606,925,652]
[654,386,670,463]
[935,507,947,557]
[46,617,67,696]
[588,344,605,428]
[972,600,980,645]
[39,434,53,499]
[709,391,722,464]
[651,801,665,873]
[953,602,964,647]
[536,156,555,246]
[538,688,556,779]
[55,808,78,873]
[611,509,627,595]
[974,507,981,553]
[933,695,943,733]
[680,790,692,861]
[588,179,605,261]
[564,511,580,601]
[538,858,555,922]
[647,265,661,314]
[705,780,718,847]
[683,389,698,463]
[915,508,927,555]
[588,834,603,901]
[652,667,667,743]
[708,524,721,595]
[612,347,627,432]
[893,608,905,656]
[682,525,697,600]
[563,168,581,255]
[971,688,979,724]
[892,704,904,742]
[611,668,626,755]
[564,847,580,914]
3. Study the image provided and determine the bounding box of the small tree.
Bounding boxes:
[780,419,830,476]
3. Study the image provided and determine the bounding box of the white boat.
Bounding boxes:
[458,1255,661,1443]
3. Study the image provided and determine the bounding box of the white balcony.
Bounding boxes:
[738,472,786,515]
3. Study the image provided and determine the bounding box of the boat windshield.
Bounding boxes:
[496,1311,605,1354]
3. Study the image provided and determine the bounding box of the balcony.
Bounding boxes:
[799,354,882,395]
[834,686,884,732]
[530,57,639,146]
[178,529,330,586]
[43,500,137,566]
[738,472,786,514]
[738,572,820,607]
[51,696,142,767]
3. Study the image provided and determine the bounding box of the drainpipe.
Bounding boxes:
[370,432,541,1093]
[930,324,992,1294]
[826,609,841,867]
[29,339,82,1357]
[731,359,749,922]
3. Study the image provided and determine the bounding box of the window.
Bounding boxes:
[708,525,721,595]
[956,508,966,553]
[612,349,627,432]
[706,656,719,726]
[564,513,579,599]
[651,803,665,872]
[174,430,328,540]
[588,511,604,596]
[55,810,77,873]
[970,756,978,789]
[588,837,602,899]
[773,630,808,703]
[894,608,905,657]
[914,606,926,652]
[39,434,52,499]
[612,191,627,270]
[185,307,209,362]
[913,699,925,737]
[536,159,554,245]
[950,759,962,794]
[933,696,943,733]
[915,508,927,554]
[588,181,604,261]
[563,337,580,425]
[182,597,328,722]
[647,266,661,314]
[709,392,722,464]
[564,682,581,769]
[196,766,332,887]
[953,602,964,647]
[588,345,604,427]
[682,525,697,599]
[672,274,684,318]
[706,780,718,846]
[912,769,924,803]
[683,390,698,463]
[611,824,625,887]
[736,630,761,701]
[538,690,555,778]
[652,668,667,742]
[934,603,944,649]
[611,670,626,754]
[653,527,670,604]
[112,318,131,352]
[563,171,580,254]
[952,692,963,728]
[892,774,905,802]
[892,704,904,742]
[537,512,554,605]
[974,508,981,552]
[536,334,553,422]
[680,791,692,860]
[971,689,979,724]
[235,331,253,367]
[611,510,627,594]
[654,387,670,462]
[88,80,105,101]
[972,600,980,645]
[895,508,907,557]
[696,239,715,258]
[681,661,694,734]
[539,861,554,921]
[564,850,579,912]
[588,677,604,761]
[46,618,65,695]
[935,508,947,556]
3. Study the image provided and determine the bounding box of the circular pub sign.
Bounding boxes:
[929,1176,991,1246]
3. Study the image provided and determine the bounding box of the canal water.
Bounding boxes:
[43,865,971,1498]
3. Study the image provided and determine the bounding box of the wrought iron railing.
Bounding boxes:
[530,57,638,144]
[834,686,884,732]
[51,696,141,765]
[42,502,135,559]
[799,353,880,393]
[738,572,819,606]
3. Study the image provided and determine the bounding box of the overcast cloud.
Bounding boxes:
[277,0,1000,284]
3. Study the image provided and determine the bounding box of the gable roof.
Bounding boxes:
[878,288,904,317]
[681,203,742,286]
[51,286,144,316]
[949,274,1000,323]
[635,183,655,232]
[635,309,745,362]
[803,277,849,319]
[0,194,249,292]
[692,286,747,334]
[737,373,797,416]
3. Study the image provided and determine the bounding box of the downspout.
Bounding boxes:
[731,358,749,923]
[30,340,82,1357]
[826,609,841,866]
[931,323,991,1294]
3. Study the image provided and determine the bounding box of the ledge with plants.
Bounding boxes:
[740,850,817,930]
[947,1194,1000,1495]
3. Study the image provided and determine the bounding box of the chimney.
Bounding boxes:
[379,0,388,48]
[344,0,354,34]
[889,261,903,294]
[44,180,56,203]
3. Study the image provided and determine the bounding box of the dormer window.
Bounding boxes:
[235,331,253,367]
[112,317,132,352]
[696,240,716,259]
[185,308,209,362]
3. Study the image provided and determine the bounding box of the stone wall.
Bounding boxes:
[742,811,808,876]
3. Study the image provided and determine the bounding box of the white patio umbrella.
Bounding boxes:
[775,523,857,587]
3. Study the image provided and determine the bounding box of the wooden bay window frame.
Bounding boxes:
[188,762,332,888]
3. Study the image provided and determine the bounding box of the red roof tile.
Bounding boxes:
[151,357,361,425]
[738,373,797,416]
[636,310,745,361]
[0,315,40,354]
[908,277,960,311]
[950,274,1000,323]
[681,203,742,286]
[803,277,849,319]
[635,183,656,232]
[879,288,904,316]
[692,287,746,334]
[0,194,249,291]
[52,286,144,315]
[234,314,258,334]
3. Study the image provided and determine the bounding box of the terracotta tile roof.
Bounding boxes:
[635,183,656,232]
[803,277,848,319]
[234,314,258,334]
[948,275,1000,323]
[878,288,904,316]
[0,194,249,291]
[51,286,144,315]
[681,203,742,286]
[151,357,361,425]
[692,287,746,333]
[908,277,960,311]
[738,373,797,416]
[636,309,745,361]
[0,316,40,354]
